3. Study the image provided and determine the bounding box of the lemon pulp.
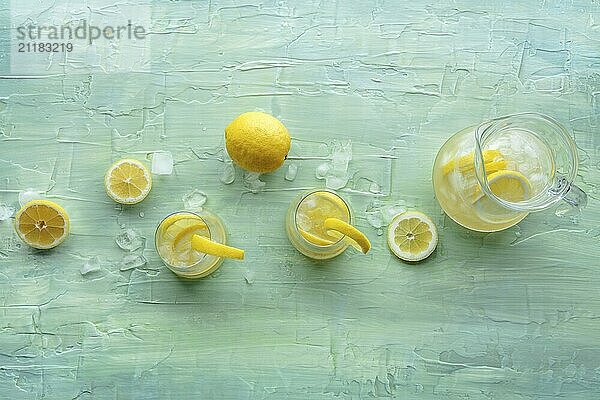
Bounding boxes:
[387,211,437,262]
[15,200,70,249]
[105,159,152,205]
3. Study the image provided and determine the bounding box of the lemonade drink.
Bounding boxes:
[286,190,370,259]
[433,124,553,232]
[155,210,229,278]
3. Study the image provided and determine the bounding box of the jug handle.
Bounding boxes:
[552,174,588,209]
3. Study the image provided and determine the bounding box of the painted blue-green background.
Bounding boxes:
[1,1,599,398]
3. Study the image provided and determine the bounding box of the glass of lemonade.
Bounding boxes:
[432,113,586,232]
[286,189,370,259]
[155,210,240,278]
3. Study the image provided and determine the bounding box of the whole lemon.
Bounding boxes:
[225,112,291,173]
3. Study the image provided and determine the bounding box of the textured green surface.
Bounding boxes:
[1,1,600,398]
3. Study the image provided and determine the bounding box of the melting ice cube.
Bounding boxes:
[220,162,236,184]
[120,254,147,271]
[182,189,207,211]
[0,204,15,221]
[243,172,266,193]
[151,151,173,175]
[80,256,101,275]
[285,163,298,181]
[18,189,44,206]
[115,228,145,251]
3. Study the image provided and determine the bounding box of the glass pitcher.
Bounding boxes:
[432,113,587,232]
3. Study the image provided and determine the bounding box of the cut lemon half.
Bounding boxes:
[191,234,245,260]
[104,159,152,205]
[472,170,531,204]
[14,200,70,249]
[323,218,371,254]
[387,211,437,262]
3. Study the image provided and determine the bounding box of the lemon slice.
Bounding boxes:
[14,200,70,249]
[472,169,531,204]
[323,218,371,254]
[387,211,437,262]
[298,228,335,246]
[172,223,210,249]
[104,159,152,204]
[191,234,245,260]
[442,150,507,175]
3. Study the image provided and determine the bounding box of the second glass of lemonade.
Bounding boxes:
[155,210,236,278]
[286,189,369,259]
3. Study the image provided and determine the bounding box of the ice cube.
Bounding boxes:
[0,204,15,221]
[285,163,298,181]
[18,189,43,206]
[115,228,144,251]
[80,256,101,275]
[315,163,331,179]
[330,140,352,174]
[220,161,235,184]
[325,174,348,190]
[366,211,385,229]
[151,151,173,175]
[120,254,147,271]
[381,204,406,223]
[182,189,207,211]
[243,172,265,193]
[369,182,381,193]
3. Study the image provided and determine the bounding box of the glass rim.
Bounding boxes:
[154,210,211,269]
[292,189,351,249]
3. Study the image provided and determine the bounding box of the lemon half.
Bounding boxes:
[387,211,437,262]
[225,112,291,173]
[104,159,152,205]
[15,200,70,249]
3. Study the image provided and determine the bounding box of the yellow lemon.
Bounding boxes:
[387,211,437,262]
[104,159,152,205]
[14,200,70,249]
[225,111,291,173]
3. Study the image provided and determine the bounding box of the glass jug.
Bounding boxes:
[432,113,587,232]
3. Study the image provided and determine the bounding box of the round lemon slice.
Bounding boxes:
[486,170,531,202]
[104,159,152,205]
[471,170,531,204]
[14,200,70,249]
[387,211,437,262]
[323,218,371,254]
